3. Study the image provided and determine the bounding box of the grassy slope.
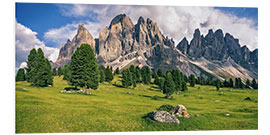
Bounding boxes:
[15,75,258,133]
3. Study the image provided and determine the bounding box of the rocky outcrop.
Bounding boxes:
[53,14,258,80]
[176,28,258,80]
[54,24,95,67]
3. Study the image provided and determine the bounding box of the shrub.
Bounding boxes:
[156,104,174,112]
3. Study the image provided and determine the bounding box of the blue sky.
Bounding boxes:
[15,3,258,70]
[16,3,258,48]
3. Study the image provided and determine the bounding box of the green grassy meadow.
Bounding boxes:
[15,75,258,133]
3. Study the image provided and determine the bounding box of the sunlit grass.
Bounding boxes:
[16,75,258,133]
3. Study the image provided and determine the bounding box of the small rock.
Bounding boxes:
[219,92,224,95]
[215,100,220,102]
[48,85,52,87]
[225,113,230,117]
[172,104,190,118]
[194,114,200,117]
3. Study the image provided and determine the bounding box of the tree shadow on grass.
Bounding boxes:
[138,94,173,101]
[112,83,125,88]
[64,87,79,91]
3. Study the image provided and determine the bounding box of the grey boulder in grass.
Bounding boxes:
[149,111,180,124]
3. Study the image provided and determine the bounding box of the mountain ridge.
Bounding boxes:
[53,14,258,80]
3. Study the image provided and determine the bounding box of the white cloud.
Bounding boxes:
[48,5,257,51]
[16,21,60,70]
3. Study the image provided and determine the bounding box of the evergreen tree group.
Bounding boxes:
[141,66,151,84]
[25,48,53,87]
[69,44,99,90]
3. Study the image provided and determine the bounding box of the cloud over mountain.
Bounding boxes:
[45,5,257,51]
[16,21,59,70]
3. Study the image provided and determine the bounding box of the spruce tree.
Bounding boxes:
[216,79,221,90]
[163,72,175,98]
[35,48,53,87]
[141,66,151,84]
[153,72,160,85]
[122,69,132,88]
[159,77,165,91]
[69,44,99,90]
[52,68,57,76]
[189,74,196,87]
[251,78,258,89]
[229,78,234,88]
[16,68,26,81]
[99,67,105,83]
[135,66,141,83]
[114,67,120,75]
[157,69,163,77]
[245,79,251,88]
[105,66,113,82]
[63,65,71,81]
[181,81,188,91]
[58,67,63,76]
[172,69,182,91]
[26,48,37,83]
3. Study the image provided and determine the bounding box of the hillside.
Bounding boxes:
[16,76,257,133]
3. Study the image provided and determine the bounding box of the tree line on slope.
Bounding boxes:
[16,43,258,94]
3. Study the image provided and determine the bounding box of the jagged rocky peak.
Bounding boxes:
[176,37,189,55]
[54,24,95,67]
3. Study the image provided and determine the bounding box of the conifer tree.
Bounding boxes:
[114,67,120,75]
[135,66,141,83]
[251,78,258,89]
[58,67,63,76]
[25,48,53,87]
[141,66,151,84]
[26,48,37,83]
[122,69,132,88]
[157,69,163,77]
[105,66,114,82]
[163,72,175,98]
[245,79,251,88]
[159,77,165,91]
[52,68,57,76]
[189,74,196,87]
[172,69,182,91]
[216,79,221,90]
[16,68,26,81]
[181,81,188,91]
[153,72,159,85]
[69,44,99,90]
[229,78,234,88]
[63,65,71,81]
[99,67,105,83]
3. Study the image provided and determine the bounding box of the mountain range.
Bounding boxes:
[53,14,258,80]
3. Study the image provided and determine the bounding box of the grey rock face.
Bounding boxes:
[176,28,258,79]
[149,111,180,124]
[53,14,257,81]
[54,24,95,67]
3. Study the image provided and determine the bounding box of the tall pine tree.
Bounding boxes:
[163,72,175,98]
[69,44,99,90]
[189,74,196,87]
[105,66,114,82]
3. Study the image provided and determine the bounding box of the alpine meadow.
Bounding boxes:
[15,3,258,133]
